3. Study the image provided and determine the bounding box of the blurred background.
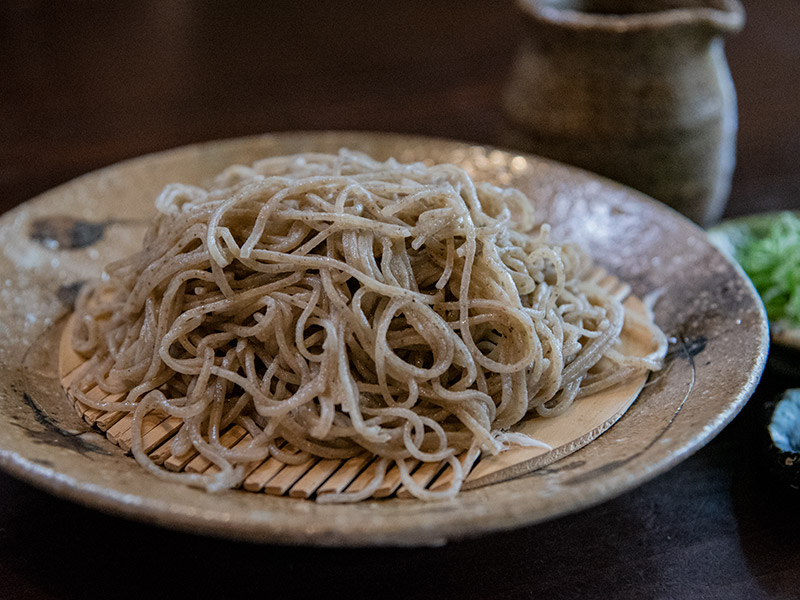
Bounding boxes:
[1,3,800,599]
[1,0,797,217]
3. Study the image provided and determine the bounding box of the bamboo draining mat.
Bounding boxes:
[59,270,656,500]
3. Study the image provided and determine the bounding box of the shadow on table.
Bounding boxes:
[730,365,800,600]
[0,471,672,600]
[5,371,799,600]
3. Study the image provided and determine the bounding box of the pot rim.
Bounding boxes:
[517,0,745,34]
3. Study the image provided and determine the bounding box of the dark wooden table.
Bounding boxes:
[2,2,799,598]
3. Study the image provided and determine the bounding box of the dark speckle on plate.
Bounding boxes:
[29,216,109,250]
[56,281,87,310]
[15,392,109,458]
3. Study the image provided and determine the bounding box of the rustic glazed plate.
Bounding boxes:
[0,132,768,546]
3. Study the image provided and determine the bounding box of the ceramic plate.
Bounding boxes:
[0,132,768,546]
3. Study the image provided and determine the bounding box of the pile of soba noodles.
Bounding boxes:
[70,150,665,502]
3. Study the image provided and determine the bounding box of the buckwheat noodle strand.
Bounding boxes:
[71,150,666,501]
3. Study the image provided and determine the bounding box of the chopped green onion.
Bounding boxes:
[737,212,800,327]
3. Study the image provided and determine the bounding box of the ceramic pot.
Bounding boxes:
[502,0,745,226]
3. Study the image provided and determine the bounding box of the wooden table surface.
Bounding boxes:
[2,2,799,598]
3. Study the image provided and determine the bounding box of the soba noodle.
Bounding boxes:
[70,150,666,501]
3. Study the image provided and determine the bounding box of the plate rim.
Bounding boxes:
[0,131,769,546]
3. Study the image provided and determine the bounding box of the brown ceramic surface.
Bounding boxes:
[502,0,745,226]
[0,132,768,546]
